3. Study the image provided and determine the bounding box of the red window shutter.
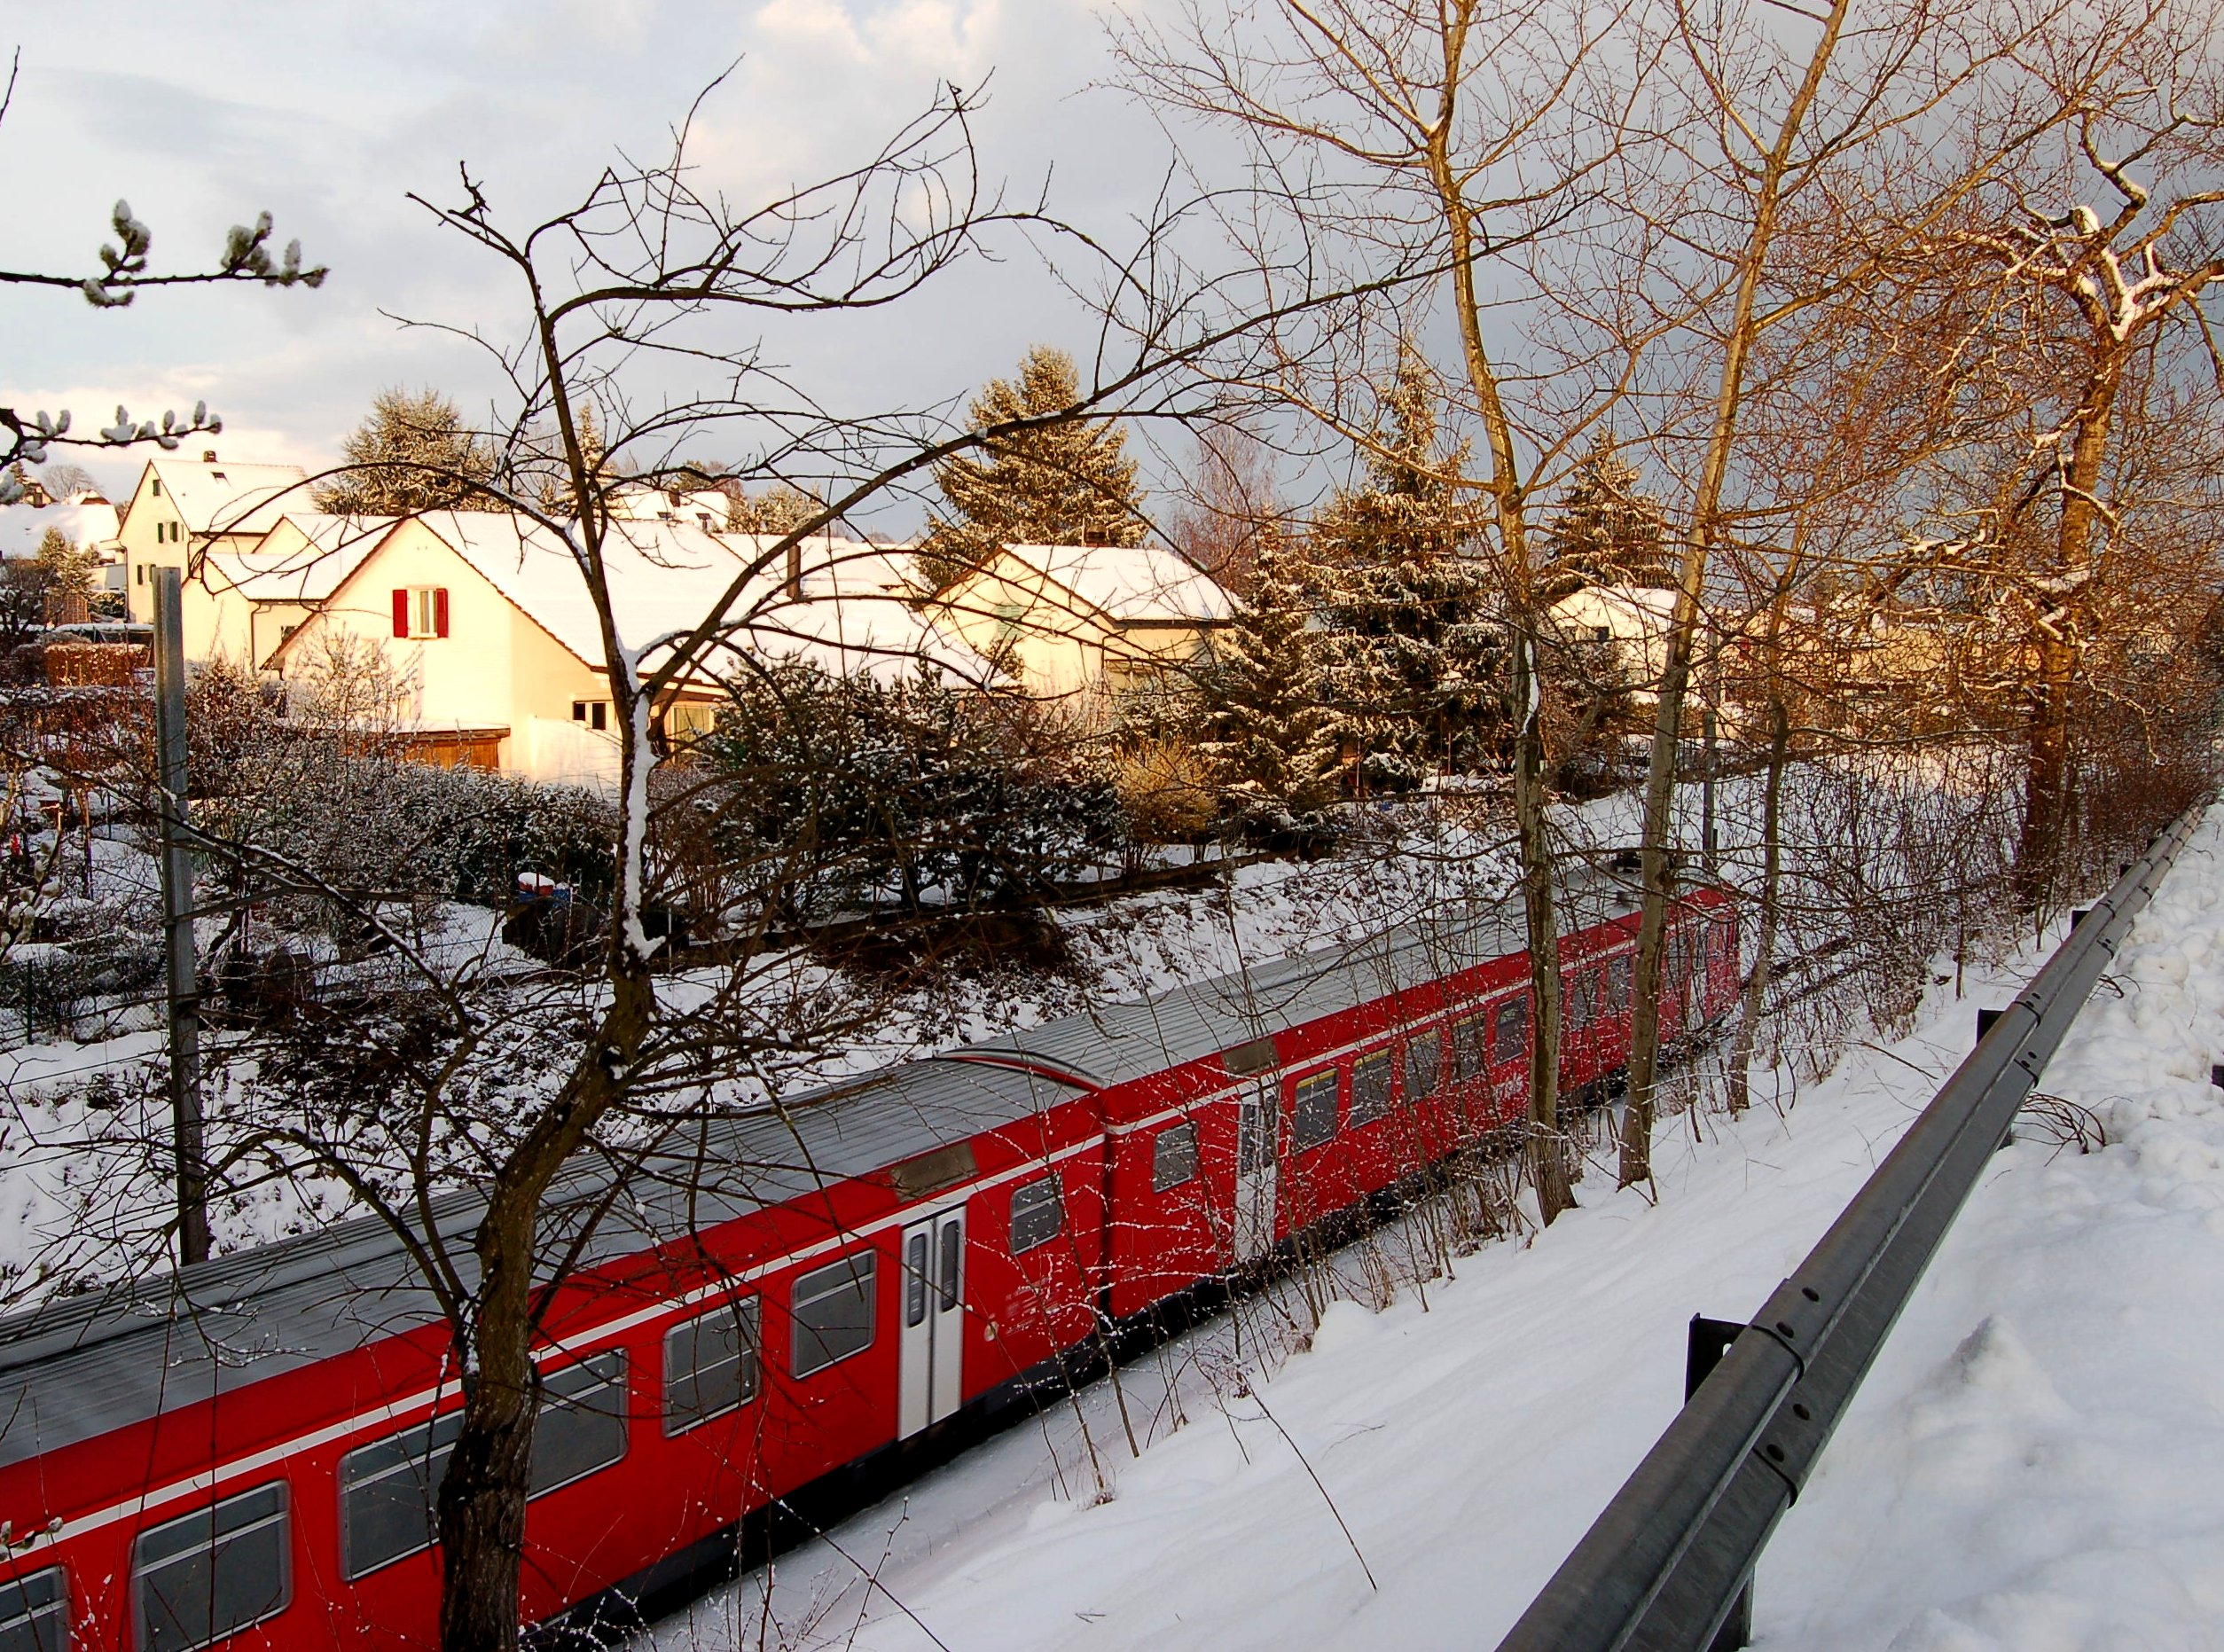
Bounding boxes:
[435,587,450,638]
[392,589,410,638]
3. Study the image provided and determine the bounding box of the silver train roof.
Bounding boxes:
[0,861,1656,1468]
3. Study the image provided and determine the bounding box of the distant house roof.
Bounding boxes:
[607,483,732,532]
[201,514,400,604]
[997,542,1233,625]
[717,533,924,599]
[1547,584,1679,631]
[0,501,121,559]
[136,458,310,536]
[272,512,994,685]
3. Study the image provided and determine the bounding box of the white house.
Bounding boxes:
[934,541,1232,709]
[266,513,991,787]
[118,456,310,623]
[1546,583,1680,698]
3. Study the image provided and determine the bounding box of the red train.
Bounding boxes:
[0,865,1737,1651]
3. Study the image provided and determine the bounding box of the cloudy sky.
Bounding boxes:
[1,2,1200,520]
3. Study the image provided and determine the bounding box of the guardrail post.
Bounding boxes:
[1685,1318,1751,1649]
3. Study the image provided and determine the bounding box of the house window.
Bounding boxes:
[151,478,162,497]
[136,562,146,586]
[571,701,609,732]
[392,586,450,640]
[134,1483,291,1652]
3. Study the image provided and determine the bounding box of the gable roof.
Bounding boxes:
[137,459,309,536]
[995,543,1232,625]
[0,501,121,559]
[200,514,400,605]
[273,513,996,685]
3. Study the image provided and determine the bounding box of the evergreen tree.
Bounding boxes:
[35,526,101,613]
[1304,344,1500,779]
[537,403,609,516]
[725,484,825,534]
[921,346,1147,590]
[315,388,498,514]
[1203,535,1335,808]
[1542,444,1672,595]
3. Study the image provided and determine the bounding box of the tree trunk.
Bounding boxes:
[1620,0,1850,1187]
[1725,692,1789,1115]
[1423,3,1571,1222]
[2016,349,2120,912]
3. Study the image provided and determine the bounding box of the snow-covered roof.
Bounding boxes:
[737,589,997,686]
[0,501,121,559]
[1548,583,1679,632]
[717,533,924,599]
[280,512,994,685]
[607,484,732,530]
[137,458,310,536]
[200,514,400,604]
[998,542,1233,625]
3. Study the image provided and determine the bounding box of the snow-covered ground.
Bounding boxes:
[645,811,2224,1651]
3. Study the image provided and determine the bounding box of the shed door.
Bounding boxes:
[1233,1082,1279,1263]
[897,1206,967,1440]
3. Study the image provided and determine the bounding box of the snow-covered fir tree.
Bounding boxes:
[315,388,498,513]
[1542,444,1672,595]
[1303,344,1500,779]
[921,346,1147,590]
[1203,534,1335,809]
[725,484,826,534]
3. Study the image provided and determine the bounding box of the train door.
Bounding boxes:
[1233,1082,1278,1262]
[897,1205,966,1439]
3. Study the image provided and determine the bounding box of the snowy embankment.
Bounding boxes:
[652,812,2224,1652]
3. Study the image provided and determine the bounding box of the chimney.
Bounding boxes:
[202,450,218,463]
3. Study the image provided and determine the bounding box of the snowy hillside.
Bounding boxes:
[647,812,2224,1651]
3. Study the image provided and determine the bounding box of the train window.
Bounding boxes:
[1152,1122,1200,1192]
[0,1565,66,1652]
[1666,926,1692,988]
[664,1298,761,1436]
[1606,955,1632,1018]
[1492,995,1530,1061]
[1570,971,1601,1029]
[134,1482,290,1652]
[791,1252,879,1375]
[1449,1014,1488,1081]
[1291,1069,1340,1151]
[339,1410,462,1580]
[1009,1178,1065,1253]
[1350,1051,1394,1124]
[1406,1029,1441,1098]
[530,1351,629,1496]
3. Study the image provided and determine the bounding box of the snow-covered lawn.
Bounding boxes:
[647,813,2224,1651]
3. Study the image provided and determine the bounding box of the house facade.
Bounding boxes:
[934,541,1231,711]
[118,456,309,624]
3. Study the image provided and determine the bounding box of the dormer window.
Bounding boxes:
[208,471,227,482]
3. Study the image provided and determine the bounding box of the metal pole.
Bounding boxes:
[152,568,210,1267]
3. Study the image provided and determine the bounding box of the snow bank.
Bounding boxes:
[1763,813,2224,1648]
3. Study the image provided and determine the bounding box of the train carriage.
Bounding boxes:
[0,862,1737,1651]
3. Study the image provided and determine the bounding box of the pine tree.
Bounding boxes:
[725,484,825,534]
[1542,445,1672,595]
[1203,534,1335,809]
[538,403,609,516]
[35,527,100,612]
[920,346,1147,591]
[316,388,498,514]
[1304,344,1500,779]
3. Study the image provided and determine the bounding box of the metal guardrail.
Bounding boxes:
[1497,803,2208,1652]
